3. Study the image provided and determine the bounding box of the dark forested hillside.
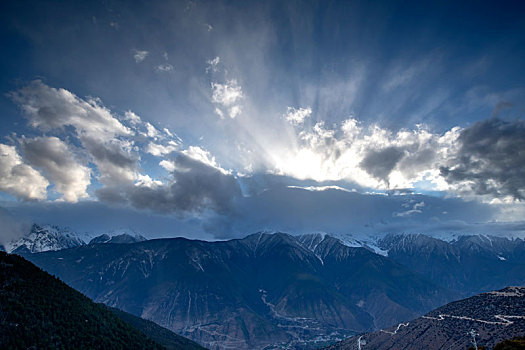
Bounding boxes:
[0,251,203,350]
[493,335,525,350]
[106,306,206,350]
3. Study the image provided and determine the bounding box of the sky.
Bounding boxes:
[0,0,524,240]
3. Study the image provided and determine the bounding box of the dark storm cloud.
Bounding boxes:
[360,146,405,182]
[440,118,525,199]
[97,153,242,215]
[84,138,137,169]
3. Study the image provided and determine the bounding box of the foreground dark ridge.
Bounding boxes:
[0,251,205,350]
[25,232,454,349]
[323,286,525,350]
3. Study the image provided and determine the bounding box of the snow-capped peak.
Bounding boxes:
[89,231,147,245]
[5,224,85,254]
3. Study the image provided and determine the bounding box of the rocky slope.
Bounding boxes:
[378,233,525,296]
[324,286,525,350]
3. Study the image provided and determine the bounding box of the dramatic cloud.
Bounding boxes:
[211,80,243,119]
[10,80,132,142]
[360,146,405,182]
[7,81,235,217]
[271,118,459,191]
[10,81,138,188]
[284,107,312,125]
[86,138,138,186]
[440,118,525,200]
[127,153,241,214]
[0,144,48,200]
[133,49,149,63]
[182,146,226,172]
[4,80,524,229]
[19,137,90,202]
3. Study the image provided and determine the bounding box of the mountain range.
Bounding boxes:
[11,226,525,349]
[23,232,453,349]
[0,223,146,254]
[377,233,525,297]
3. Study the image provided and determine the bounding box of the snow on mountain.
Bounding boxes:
[88,228,147,245]
[3,225,150,253]
[296,232,389,257]
[375,232,525,260]
[89,232,147,244]
[5,224,86,254]
[297,231,525,260]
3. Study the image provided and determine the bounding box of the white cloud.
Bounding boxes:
[146,142,178,156]
[159,159,176,172]
[211,80,243,119]
[206,56,220,73]
[284,107,312,125]
[133,50,149,63]
[156,64,173,72]
[10,80,132,143]
[0,144,48,200]
[269,118,462,192]
[145,122,160,139]
[182,146,230,174]
[212,80,243,106]
[124,110,142,124]
[10,81,138,188]
[287,185,353,193]
[182,146,218,168]
[135,174,162,188]
[214,107,224,119]
[20,137,90,202]
[394,201,425,217]
[229,105,242,119]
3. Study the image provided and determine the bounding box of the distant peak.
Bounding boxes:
[89,233,146,245]
[6,223,85,254]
